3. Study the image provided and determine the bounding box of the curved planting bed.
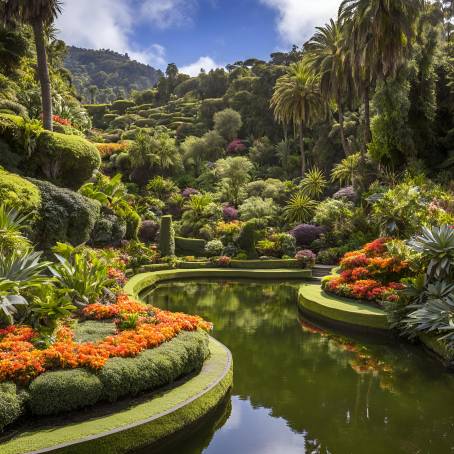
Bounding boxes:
[298,284,389,331]
[124,268,312,298]
[0,336,232,454]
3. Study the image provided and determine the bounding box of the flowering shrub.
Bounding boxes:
[107,267,128,286]
[223,205,238,221]
[182,187,199,198]
[52,115,71,126]
[213,256,231,267]
[295,249,316,268]
[227,139,246,154]
[0,295,211,384]
[321,238,408,304]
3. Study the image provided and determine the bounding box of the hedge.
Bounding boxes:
[27,330,209,417]
[0,382,25,432]
[158,215,175,257]
[34,131,101,189]
[175,236,207,257]
[29,178,101,250]
[90,209,126,247]
[0,168,41,213]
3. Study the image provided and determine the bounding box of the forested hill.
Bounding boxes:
[64,46,163,104]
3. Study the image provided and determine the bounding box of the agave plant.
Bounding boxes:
[408,225,454,281]
[300,167,327,199]
[0,204,33,254]
[283,193,317,224]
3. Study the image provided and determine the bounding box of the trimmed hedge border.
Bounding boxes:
[298,284,389,331]
[124,268,312,298]
[0,337,232,454]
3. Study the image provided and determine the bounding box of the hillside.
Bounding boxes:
[64,46,163,104]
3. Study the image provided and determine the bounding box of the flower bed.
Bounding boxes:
[321,238,407,304]
[0,294,211,385]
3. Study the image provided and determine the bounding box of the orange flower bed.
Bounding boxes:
[0,295,211,384]
[322,238,407,304]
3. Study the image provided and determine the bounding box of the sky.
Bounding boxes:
[56,0,340,76]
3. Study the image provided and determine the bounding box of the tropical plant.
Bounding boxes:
[0,0,63,130]
[305,18,354,155]
[283,193,317,224]
[0,204,32,254]
[50,251,108,308]
[0,279,27,325]
[271,60,323,175]
[408,225,454,281]
[330,152,361,187]
[146,176,178,201]
[79,173,127,208]
[339,0,424,144]
[300,167,327,199]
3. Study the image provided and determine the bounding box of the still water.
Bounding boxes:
[141,280,454,454]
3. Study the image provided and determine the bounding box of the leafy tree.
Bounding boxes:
[1,0,63,130]
[214,156,253,206]
[213,108,242,142]
[271,61,323,175]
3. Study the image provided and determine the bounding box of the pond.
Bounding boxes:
[140,280,454,454]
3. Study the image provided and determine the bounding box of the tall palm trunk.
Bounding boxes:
[32,20,53,131]
[363,83,371,145]
[299,122,306,176]
[337,92,350,155]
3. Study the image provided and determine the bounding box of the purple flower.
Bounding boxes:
[182,187,199,198]
[227,139,247,154]
[223,205,238,221]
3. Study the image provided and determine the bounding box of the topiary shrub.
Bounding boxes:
[0,100,28,118]
[175,236,206,257]
[110,99,135,115]
[84,104,109,129]
[90,209,126,247]
[0,382,25,432]
[139,220,159,243]
[28,369,104,416]
[0,168,41,213]
[158,215,175,257]
[290,224,326,247]
[34,131,101,189]
[205,239,224,257]
[30,178,101,250]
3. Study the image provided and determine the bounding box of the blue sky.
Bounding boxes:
[56,0,340,75]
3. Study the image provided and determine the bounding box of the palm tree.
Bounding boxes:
[271,61,323,176]
[305,18,354,155]
[339,0,424,145]
[0,0,62,131]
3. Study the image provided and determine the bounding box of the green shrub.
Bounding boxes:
[98,331,209,402]
[0,382,24,432]
[205,239,224,257]
[237,219,265,259]
[110,99,135,115]
[158,215,175,257]
[30,178,101,250]
[27,331,208,416]
[28,369,104,416]
[175,236,207,257]
[0,168,41,213]
[0,100,28,118]
[90,210,126,247]
[84,104,109,129]
[34,131,101,189]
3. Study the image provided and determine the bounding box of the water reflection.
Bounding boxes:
[140,280,454,454]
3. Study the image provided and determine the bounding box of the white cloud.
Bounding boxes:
[55,0,197,67]
[140,0,198,29]
[260,0,340,45]
[180,56,224,77]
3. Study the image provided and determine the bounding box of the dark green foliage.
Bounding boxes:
[30,178,101,249]
[27,331,208,416]
[110,100,135,115]
[64,47,162,104]
[199,98,226,128]
[90,210,126,247]
[237,219,265,259]
[84,104,109,129]
[139,220,159,243]
[158,215,175,257]
[175,236,207,257]
[0,382,24,432]
[28,369,104,416]
[34,131,101,189]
